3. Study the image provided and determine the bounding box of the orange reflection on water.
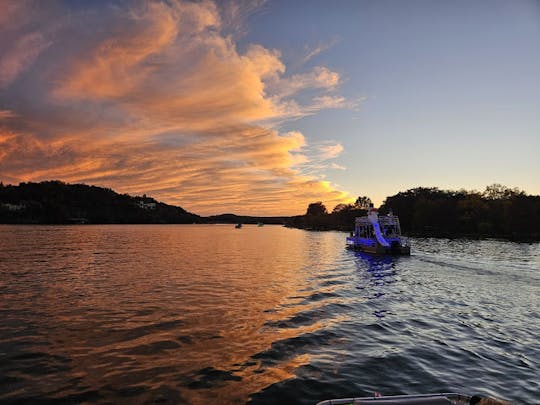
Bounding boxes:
[1,225,350,403]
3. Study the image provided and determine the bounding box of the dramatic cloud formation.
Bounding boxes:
[0,0,352,215]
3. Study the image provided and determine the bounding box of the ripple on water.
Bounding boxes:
[0,227,538,404]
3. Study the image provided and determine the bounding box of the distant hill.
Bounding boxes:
[0,181,201,224]
[207,213,287,225]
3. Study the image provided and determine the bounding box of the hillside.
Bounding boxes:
[0,181,201,224]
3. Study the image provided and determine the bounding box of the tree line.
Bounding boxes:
[286,185,540,241]
[380,185,540,240]
[284,196,372,231]
[2,181,539,240]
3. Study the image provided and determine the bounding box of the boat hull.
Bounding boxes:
[317,393,470,405]
[346,237,410,255]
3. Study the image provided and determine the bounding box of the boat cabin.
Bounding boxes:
[346,209,410,255]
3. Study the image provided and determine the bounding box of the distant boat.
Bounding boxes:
[257,222,264,227]
[67,217,87,224]
[235,223,242,229]
[346,206,410,255]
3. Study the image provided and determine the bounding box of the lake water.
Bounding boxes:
[0,225,538,404]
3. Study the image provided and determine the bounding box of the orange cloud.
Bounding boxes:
[0,0,353,216]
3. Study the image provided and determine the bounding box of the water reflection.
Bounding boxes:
[354,252,398,283]
[1,227,538,404]
[0,225,344,405]
[351,252,401,319]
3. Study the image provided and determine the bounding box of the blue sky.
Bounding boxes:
[244,0,540,204]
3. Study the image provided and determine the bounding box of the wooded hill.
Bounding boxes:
[0,181,201,224]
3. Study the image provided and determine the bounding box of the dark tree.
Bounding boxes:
[306,201,327,216]
[332,203,353,213]
[483,184,524,200]
[380,185,540,240]
[354,196,372,209]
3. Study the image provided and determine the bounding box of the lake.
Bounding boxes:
[0,225,538,404]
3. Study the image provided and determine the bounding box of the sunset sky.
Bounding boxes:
[1,0,539,215]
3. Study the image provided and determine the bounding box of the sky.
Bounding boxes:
[1,0,539,216]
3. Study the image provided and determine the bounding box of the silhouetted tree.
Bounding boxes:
[354,196,372,209]
[332,203,353,213]
[306,201,327,216]
[483,184,524,200]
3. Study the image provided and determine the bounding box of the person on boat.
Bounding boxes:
[469,395,511,405]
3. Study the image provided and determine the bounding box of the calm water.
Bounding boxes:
[0,225,538,404]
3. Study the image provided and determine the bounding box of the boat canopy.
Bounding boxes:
[354,214,403,238]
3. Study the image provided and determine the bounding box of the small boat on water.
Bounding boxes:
[235,223,242,229]
[346,206,410,255]
[317,392,474,405]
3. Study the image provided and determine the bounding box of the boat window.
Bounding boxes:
[359,225,366,238]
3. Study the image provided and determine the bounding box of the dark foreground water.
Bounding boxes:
[0,225,538,404]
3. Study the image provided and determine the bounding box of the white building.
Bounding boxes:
[137,201,156,210]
